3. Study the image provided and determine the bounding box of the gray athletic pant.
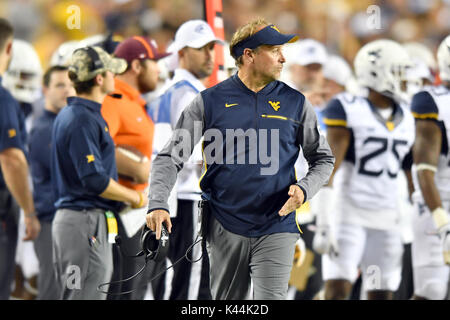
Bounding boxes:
[206,215,299,300]
[34,220,60,300]
[52,208,113,300]
[0,189,20,300]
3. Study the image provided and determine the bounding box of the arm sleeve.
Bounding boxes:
[296,98,335,201]
[148,93,205,212]
[171,88,203,165]
[81,173,110,195]
[0,98,25,153]
[67,119,110,194]
[410,91,439,121]
[322,98,348,128]
[170,87,198,129]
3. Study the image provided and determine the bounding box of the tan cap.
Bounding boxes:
[68,46,127,82]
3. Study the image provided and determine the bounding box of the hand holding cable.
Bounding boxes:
[146,209,172,240]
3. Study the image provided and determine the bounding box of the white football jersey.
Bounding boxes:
[323,92,415,229]
[411,85,450,203]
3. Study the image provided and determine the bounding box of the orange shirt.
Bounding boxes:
[102,78,154,191]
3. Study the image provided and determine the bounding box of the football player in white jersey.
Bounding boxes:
[409,35,450,300]
[389,41,438,300]
[314,39,416,299]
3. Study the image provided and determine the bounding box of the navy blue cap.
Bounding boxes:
[231,24,298,59]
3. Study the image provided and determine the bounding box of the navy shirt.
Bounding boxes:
[148,74,335,237]
[0,76,27,190]
[29,110,57,221]
[200,75,306,236]
[51,96,121,212]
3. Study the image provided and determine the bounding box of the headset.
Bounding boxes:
[97,222,203,296]
[83,46,104,71]
[141,223,170,262]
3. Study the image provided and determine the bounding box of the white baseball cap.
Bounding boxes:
[285,39,327,67]
[170,20,224,53]
[323,55,353,86]
[163,41,179,72]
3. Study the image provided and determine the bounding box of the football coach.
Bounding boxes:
[146,18,335,300]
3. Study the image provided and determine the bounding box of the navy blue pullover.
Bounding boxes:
[148,75,334,237]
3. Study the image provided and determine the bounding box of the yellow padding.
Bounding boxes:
[323,118,347,127]
[412,112,438,120]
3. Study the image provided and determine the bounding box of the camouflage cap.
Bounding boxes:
[68,46,127,82]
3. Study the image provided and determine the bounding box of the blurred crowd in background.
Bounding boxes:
[2,0,450,73]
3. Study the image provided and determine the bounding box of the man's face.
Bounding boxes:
[4,37,13,70]
[252,44,286,81]
[101,70,115,94]
[323,78,344,101]
[44,70,74,113]
[181,42,215,79]
[137,59,160,94]
[290,63,324,91]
